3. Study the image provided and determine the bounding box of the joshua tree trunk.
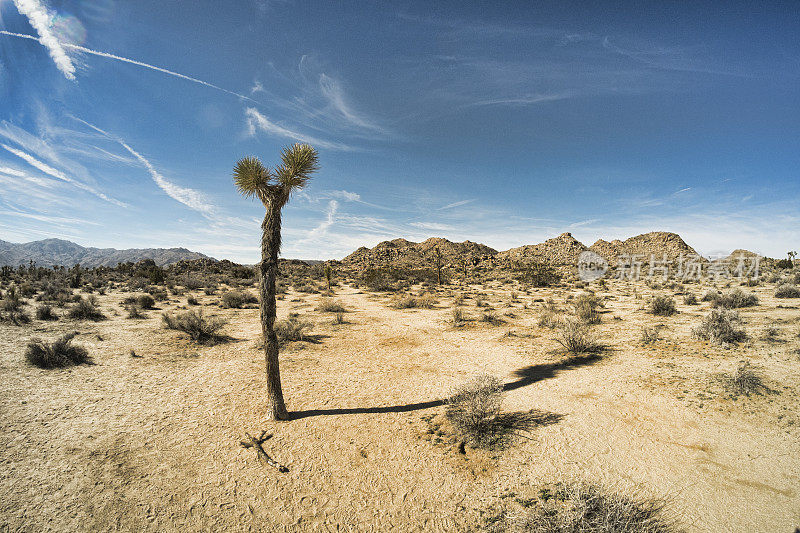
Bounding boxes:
[260,199,289,420]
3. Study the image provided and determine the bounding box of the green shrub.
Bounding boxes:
[26,333,90,368]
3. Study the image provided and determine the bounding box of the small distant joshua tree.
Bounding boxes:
[789,251,797,262]
[434,247,443,285]
[233,144,320,421]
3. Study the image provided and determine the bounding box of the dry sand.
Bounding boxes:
[1,280,799,531]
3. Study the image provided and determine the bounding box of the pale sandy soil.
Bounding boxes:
[1,280,799,532]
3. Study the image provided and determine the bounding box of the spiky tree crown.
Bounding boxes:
[233,143,319,205]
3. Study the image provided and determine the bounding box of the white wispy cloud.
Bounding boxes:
[1,143,126,206]
[11,0,76,80]
[318,73,384,132]
[244,108,353,151]
[410,221,456,231]
[438,199,475,210]
[73,119,216,216]
[0,30,258,102]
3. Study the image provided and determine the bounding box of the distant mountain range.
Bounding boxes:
[0,239,213,268]
[341,231,761,269]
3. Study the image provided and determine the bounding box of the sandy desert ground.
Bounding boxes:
[1,278,799,532]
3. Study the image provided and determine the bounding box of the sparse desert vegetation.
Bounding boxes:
[1,243,799,531]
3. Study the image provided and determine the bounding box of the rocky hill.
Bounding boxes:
[340,231,717,273]
[496,232,588,267]
[589,232,702,266]
[341,237,497,269]
[0,238,213,267]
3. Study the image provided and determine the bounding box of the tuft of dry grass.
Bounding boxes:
[317,297,347,313]
[26,333,91,369]
[162,309,227,344]
[640,326,659,345]
[649,295,677,316]
[555,321,606,355]
[35,303,58,321]
[775,284,800,298]
[511,482,678,532]
[692,309,747,346]
[716,361,767,397]
[539,310,564,329]
[445,374,504,448]
[68,296,106,321]
[574,293,602,324]
[275,314,313,343]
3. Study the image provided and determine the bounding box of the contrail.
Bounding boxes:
[11,0,76,79]
[0,30,258,103]
[72,118,216,216]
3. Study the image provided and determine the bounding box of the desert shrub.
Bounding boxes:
[187,295,199,305]
[775,284,800,298]
[452,307,466,326]
[445,374,504,448]
[640,326,659,345]
[26,333,90,368]
[514,261,561,287]
[710,289,758,309]
[183,276,204,290]
[574,293,602,324]
[701,289,719,302]
[761,325,781,342]
[392,295,418,309]
[453,294,465,306]
[475,296,488,308]
[332,311,346,325]
[648,295,677,316]
[481,310,504,325]
[221,290,257,309]
[682,293,697,305]
[717,362,766,396]
[556,321,605,354]
[538,310,564,329]
[126,304,146,319]
[203,286,216,296]
[68,296,106,321]
[123,294,156,309]
[162,310,226,344]
[692,309,747,346]
[275,314,313,343]
[416,294,437,309]
[316,297,347,313]
[512,482,676,533]
[775,258,793,269]
[35,304,58,321]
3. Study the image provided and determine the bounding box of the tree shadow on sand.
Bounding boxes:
[289,353,603,420]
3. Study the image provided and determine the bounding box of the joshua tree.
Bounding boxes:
[434,247,443,285]
[324,263,333,292]
[789,251,797,262]
[233,144,319,420]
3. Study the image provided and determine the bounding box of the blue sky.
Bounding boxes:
[0,0,798,261]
